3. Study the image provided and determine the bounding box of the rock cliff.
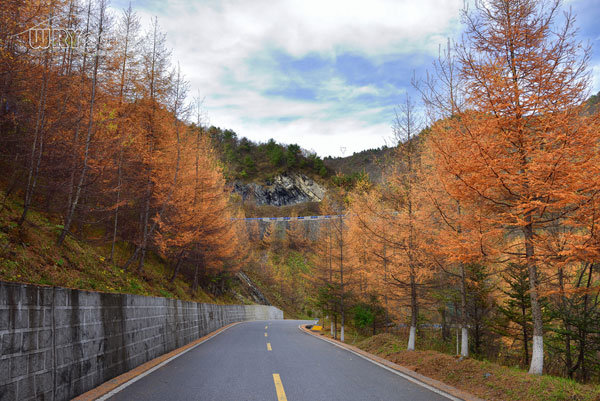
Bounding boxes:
[233,172,325,206]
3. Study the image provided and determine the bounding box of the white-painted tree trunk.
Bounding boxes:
[407,326,416,350]
[529,335,543,375]
[461,327,469,357]
[340,325,345,342]
[330,320,334,336]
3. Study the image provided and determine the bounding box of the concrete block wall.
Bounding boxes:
[0,281,283,401]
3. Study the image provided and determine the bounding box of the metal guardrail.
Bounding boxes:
[234,214,346,222]
[233,211,399,222]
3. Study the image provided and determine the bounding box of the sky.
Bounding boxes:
[111,0,600,157]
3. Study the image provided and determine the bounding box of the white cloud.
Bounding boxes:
[221,115,392,157]
[112,0,463,156]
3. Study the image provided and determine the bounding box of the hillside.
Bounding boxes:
[0,190,275,308]
[208,126,330,183]
[323,146,395,182]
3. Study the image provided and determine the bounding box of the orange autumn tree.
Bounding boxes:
[419,140,503,358]
[388,97,433,350]
[155,125,239,291]
[310,196,355,341]
[310,210,339,337]
[349,96,433,350]
[416,41,503,358]
[347,184,393,328]
[428,0,599,375]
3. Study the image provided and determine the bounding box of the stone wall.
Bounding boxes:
[0,281,283,401]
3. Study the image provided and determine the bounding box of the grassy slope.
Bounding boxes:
[330,330,600,401]
[0,191,241,304]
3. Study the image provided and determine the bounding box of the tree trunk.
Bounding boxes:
[339,215,345,343]
[558,267,572,377]
[383,237,389,332]
[521,299,530,368]
[578,263,593,382]
[109,148,123,262]
[170,254,183,283]
[0,154,20,213]
[460,264,469,357]
[408,272,417,351]
[192,263,199,293]
[333,313,337,340]
[137,168,152,272]
[441,308,450,341]
[524,222,544,375]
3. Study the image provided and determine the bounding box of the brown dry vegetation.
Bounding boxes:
[355,333,600,401]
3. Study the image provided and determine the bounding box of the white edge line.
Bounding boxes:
[298,325,462,401]
[96,322,242,401]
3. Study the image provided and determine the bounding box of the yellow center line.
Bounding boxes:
[265,332,268,337]
[267,342,272,351]
[272,374,287,401]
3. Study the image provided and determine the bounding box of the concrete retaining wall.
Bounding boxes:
[0,281,283,401]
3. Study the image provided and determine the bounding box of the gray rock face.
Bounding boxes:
[235,272,271,305]
[233,173,325,206]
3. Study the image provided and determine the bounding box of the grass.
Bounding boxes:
[344,332,600,401]
[0,191,236,304]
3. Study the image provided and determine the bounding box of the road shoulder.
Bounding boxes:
[299,325,484,401]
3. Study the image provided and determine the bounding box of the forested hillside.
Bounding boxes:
[207,126,330,182]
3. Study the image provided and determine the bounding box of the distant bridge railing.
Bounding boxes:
[233,210,400,222]
[234,214,346,222]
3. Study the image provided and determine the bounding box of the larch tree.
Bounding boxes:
[123,16,173,271]
[107,2,141,261]
[58,0,109,245]
[18,1,60,225]
[347,181,393,326]
[416,40,484,357]
[390,95,427,351]
[429,0,598,375]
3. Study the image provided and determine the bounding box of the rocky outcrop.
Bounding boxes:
[235,271,271,305]
[233,172,325,206]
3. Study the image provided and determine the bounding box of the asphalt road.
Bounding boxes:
[106,320,454,401]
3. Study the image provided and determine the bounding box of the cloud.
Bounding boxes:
[110,0,599,157]
[107,0,463,156]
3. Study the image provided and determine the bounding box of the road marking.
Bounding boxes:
[265,332,268,337]
[267,342,272,351]
[272,373,287,401]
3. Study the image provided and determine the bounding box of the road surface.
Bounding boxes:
[105,320,454,401]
